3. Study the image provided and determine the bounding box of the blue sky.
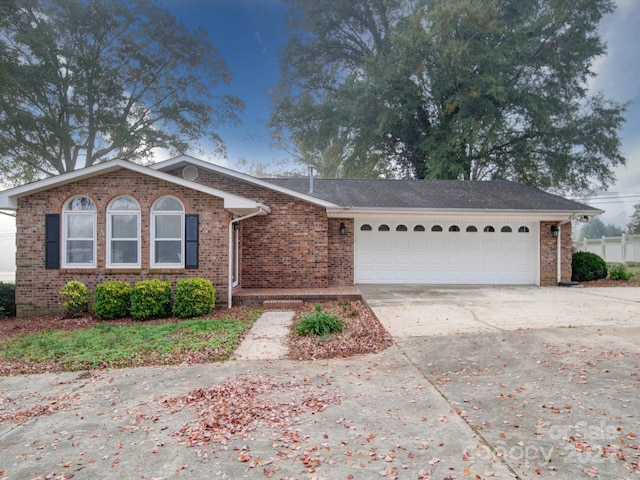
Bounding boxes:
[1,0,640,276]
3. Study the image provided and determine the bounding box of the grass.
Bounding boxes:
[626,265,640,278]
[1,310,261,372]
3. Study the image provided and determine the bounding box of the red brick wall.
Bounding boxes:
[539,221,573,285]
[167,168,354,288]
[16,169,230,317]
[328,218,354,285]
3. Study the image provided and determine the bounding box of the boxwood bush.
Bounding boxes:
[130,279,172,320]
[59,280,90,317]
[93,280,132,319]
[571,252,608,282]
[0,282,16,318]
[172,277,216,319]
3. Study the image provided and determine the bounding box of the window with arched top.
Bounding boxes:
[107,196,140,267]
[360,224,373,231]
[518,226,530,233]
[378,224,390,231]
[449,225,460,232]
[414,225,425,232]
[484,226,495,233]
[466,225,478,232]
[431,225,443,232]
[151,196,184,267]
[396,224,408,232]
[501,226,512,233]
[62,196,97,267]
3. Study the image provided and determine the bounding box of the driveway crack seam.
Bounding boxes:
[395,341,522,480]
[461,306,504,331]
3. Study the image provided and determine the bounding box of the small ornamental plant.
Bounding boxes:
[172,277,216,319]
[59,281,90,317]
[608,264,633,281]
[296,305,346,338]
[130,279,172,320]
[93,280,132,319]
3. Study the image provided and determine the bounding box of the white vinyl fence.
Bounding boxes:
[580,234,640,264]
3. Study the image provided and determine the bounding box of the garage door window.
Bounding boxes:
[449,225,460,232]
[396,225,408,232]
[361,224,372,231]
[501,226,512,233]
[484,226,495,232]
[378,224,390,231]
[466,225,477,232]
[431,225,442,232]
[518,226,530,233]
[414,225,425,232]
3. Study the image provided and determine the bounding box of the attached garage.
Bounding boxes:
[355,219,538,285]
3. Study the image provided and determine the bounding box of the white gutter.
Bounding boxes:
[557,218,573,284]
[227,208,268,308]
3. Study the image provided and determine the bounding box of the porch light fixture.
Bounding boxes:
[550,225,559,238]
[339,222,346,235]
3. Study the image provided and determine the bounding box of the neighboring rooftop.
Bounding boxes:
[264,178,600,212]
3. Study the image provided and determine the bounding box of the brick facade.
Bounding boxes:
[16,170,230,316]
[539,221,573,286]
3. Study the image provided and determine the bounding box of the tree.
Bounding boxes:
[271,0,627,194]
[627,204,640,234]
[0,0,243,185]
[578,217,623,240]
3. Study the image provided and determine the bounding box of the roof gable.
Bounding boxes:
[0,159,269,215]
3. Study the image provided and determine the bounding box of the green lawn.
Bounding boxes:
[1,310,261,372]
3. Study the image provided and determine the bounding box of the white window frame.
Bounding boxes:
[62,196,97,269]
[107,196,141,268]
[151,196,185,268]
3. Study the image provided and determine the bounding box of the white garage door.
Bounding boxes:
[355,220,537,284]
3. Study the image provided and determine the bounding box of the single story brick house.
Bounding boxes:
[0,155,601,317]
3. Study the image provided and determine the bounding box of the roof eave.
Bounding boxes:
[151,155,340,208]
[325,207,604,219]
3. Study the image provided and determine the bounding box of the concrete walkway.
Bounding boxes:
[232,310,295,359]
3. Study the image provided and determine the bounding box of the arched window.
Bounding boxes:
[414,225,426,232]
[501,226,512,233]
[484,225,495,233]
[431,225,443,232]
[518,226,530,233]
[107,196,140,267]
[449,225,460,232]
[396,224,408,232]
[378,224,390,231]
[360,224,372,231]
[151,196,184,267]
[466,225,478,232]
[63,196,96,267]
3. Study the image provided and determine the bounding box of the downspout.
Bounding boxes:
[227,209,266,308]
[556,218,573,284]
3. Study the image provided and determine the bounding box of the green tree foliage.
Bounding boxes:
[627,203,640,234]
[0,0,243,185]
[577,217,623,239]
[271,0,627,194]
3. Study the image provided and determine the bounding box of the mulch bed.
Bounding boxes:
[286,300,394,360]
[579,279,640,287]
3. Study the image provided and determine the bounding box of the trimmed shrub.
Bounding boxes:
[130,279,172,320]
[0,282,16,318]
[93,280,132,319]
[571,252,608,282]
[296,305,346,337]
[59,281,91,317]
[172,277,216,319]
[608,264,633,281]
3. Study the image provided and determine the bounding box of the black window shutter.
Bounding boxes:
[185,214,199,269]
[45,214,60,269]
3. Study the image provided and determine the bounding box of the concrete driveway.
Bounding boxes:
[358,285,640,337]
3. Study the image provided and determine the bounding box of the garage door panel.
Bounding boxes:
[355,221,536,284]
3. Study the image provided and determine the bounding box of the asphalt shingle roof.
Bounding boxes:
[264,178,599,212]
